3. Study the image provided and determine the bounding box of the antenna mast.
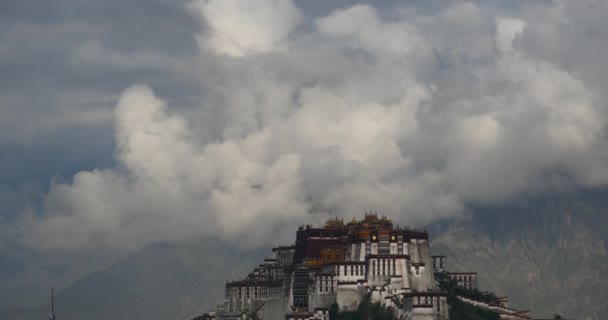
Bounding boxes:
[49,288,56,320]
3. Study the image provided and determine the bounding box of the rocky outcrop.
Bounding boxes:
[431,194,608,320]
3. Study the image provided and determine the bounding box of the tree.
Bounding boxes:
[329,303,339,320]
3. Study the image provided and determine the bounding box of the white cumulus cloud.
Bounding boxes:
[8,0,608,256]
[189,0,302,56]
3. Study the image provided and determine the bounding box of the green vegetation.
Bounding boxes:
[436,272,497,303]
[329,273,501,320]
[447,295,500,320]
[329,297,393,320]
[435,272,501,320]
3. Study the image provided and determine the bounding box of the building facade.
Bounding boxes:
[204,214,454,320]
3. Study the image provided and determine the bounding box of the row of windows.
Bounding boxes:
[404,297,442,312]
[339,265,365,276]
[372,266,396,275]
[252,269,282,277]
[320,260,433,279]
[452,275,474,281]
[402,298,442,312]
[370,235,402,241]
[370,259,399,276]
[319,284,335,293]
[232,286,272,299]
[371,259,397,267]
[318,275,335,293]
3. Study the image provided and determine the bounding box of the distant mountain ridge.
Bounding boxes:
[431,192,608,320]
[0,238,265,320]
[2,192,606,320]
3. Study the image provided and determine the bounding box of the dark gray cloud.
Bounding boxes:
[1,0,608,310]
[0,0,204,308]
[0,0,201,145]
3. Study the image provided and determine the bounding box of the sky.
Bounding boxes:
[1,0,608,310]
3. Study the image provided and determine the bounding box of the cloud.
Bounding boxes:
[12,85,309,251]
[436,54,605,201]
[316,4,431,63]
[189,0,303,56]
[495,17,525,54]
[4,0,608,260]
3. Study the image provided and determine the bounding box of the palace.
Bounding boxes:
[195,213,530,320]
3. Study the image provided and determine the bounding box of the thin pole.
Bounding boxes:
[49,288,56,320]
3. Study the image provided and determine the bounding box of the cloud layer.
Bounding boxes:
[5,0,608,257]
[190,0,302,56]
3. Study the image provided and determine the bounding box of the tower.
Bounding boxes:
[48,288,56,320]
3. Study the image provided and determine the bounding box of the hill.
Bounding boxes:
[431,191,608,319]
[0,237,264,320]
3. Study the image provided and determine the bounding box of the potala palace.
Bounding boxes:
[193,213,533,320]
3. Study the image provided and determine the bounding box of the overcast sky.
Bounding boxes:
[1,0,608,309]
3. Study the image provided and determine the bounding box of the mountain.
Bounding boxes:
[3,192,606,320]
[430,191,608,320]
[0,237,265,320]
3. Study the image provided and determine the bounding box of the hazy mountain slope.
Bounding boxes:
[0,308,43,320]
[3,193,606,320]
[0,237,264,320]
[431,193,608,320]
